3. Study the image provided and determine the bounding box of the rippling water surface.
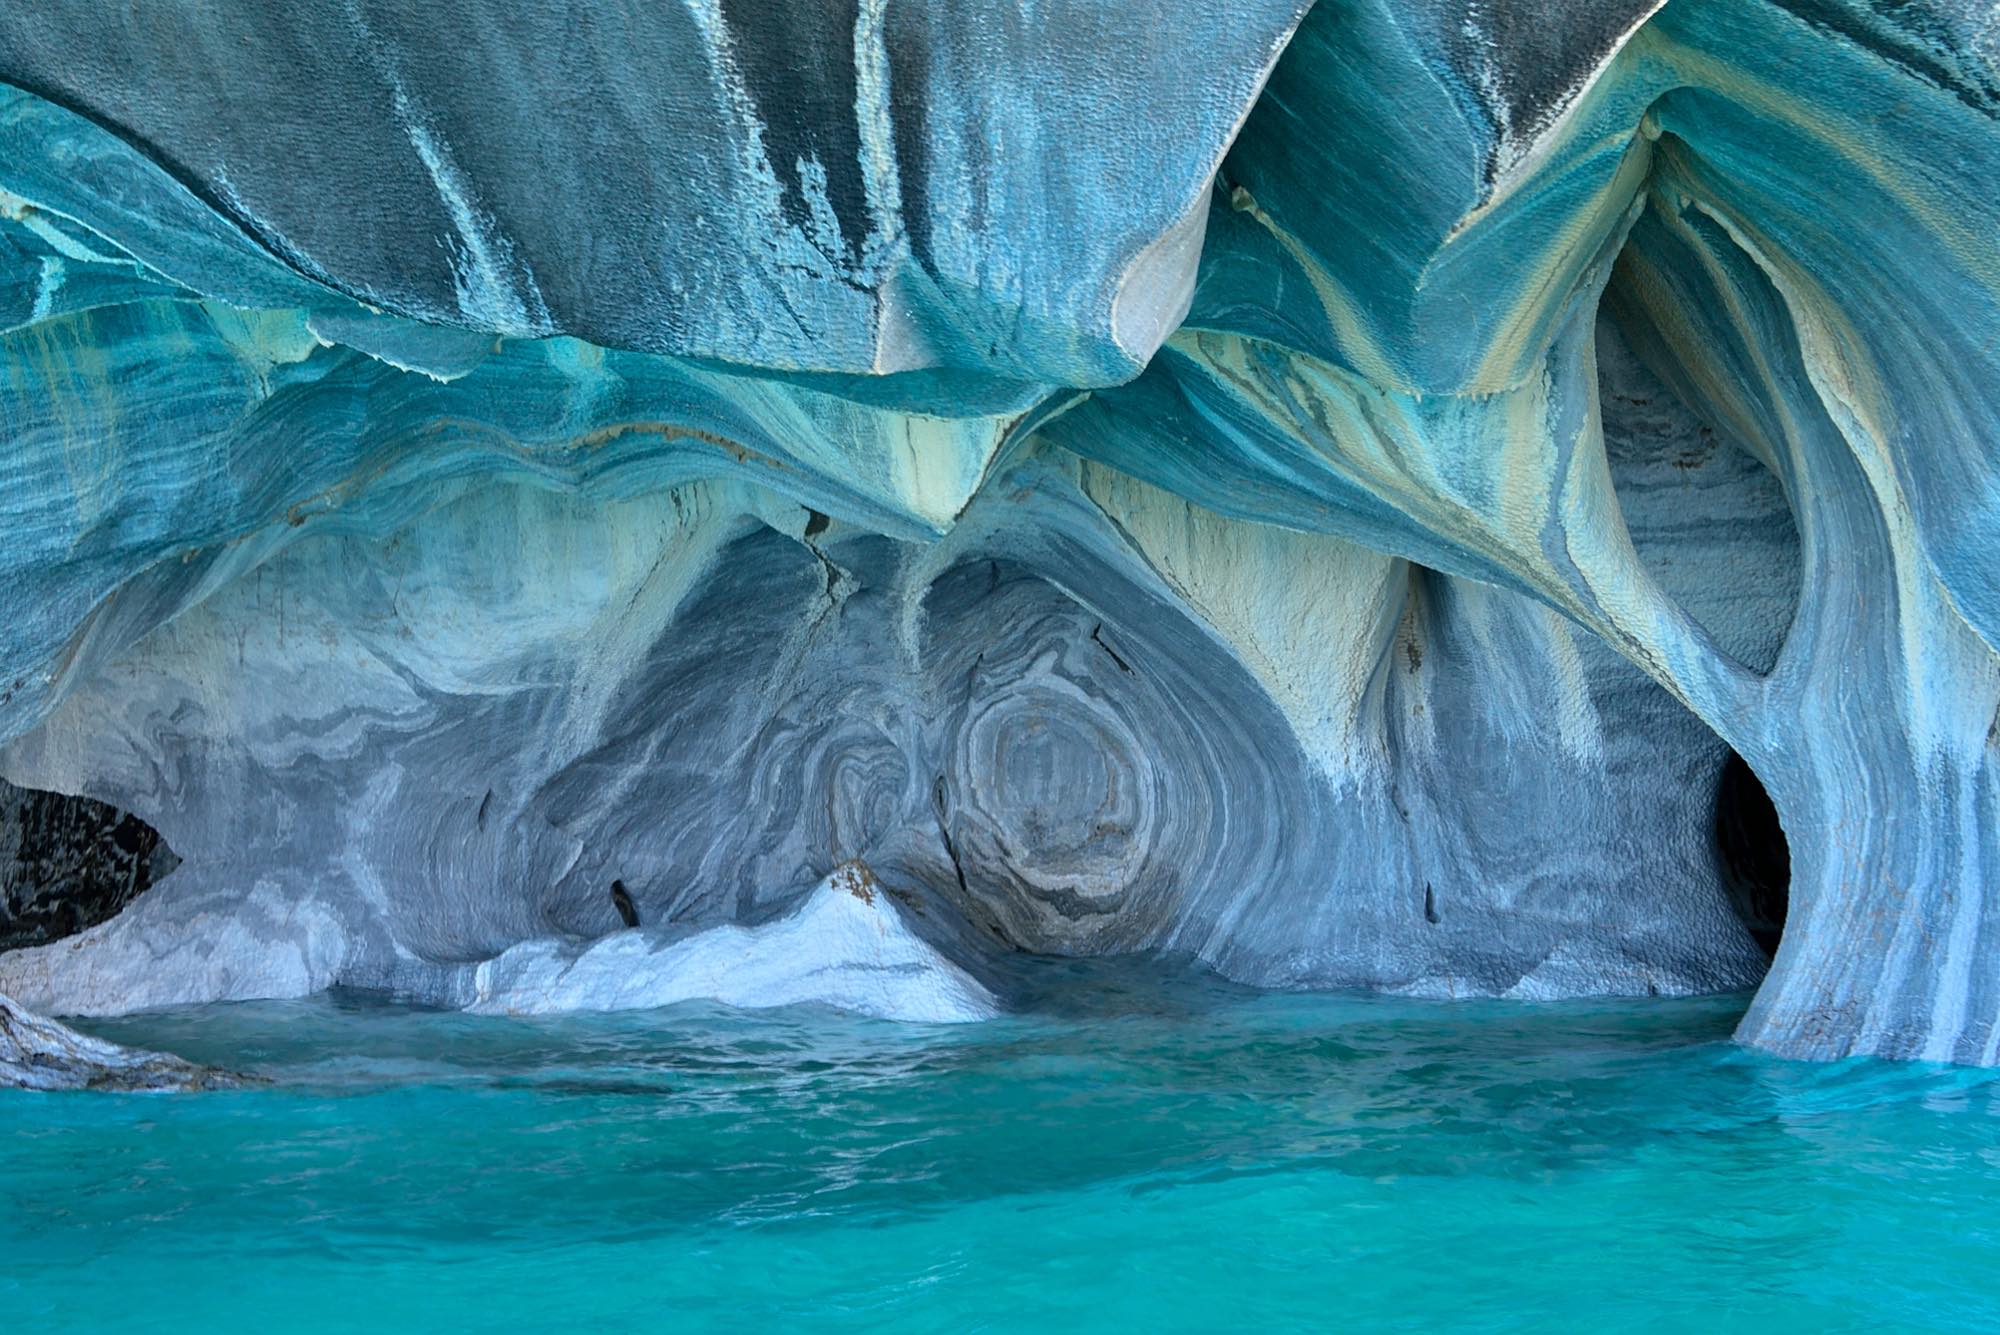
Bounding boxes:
[6,968,1998,1332]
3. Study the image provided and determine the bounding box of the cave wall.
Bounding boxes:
[0,779,175,952]
[0,0,1995,1061]
[0,363,1776,1015]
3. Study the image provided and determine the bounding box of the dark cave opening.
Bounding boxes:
[0,780,178,953]
[1713,752,1788,958]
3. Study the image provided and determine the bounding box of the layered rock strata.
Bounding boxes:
[0,0,1994,1062]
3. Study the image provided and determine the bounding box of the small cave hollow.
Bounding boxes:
[1712,752,1788,959]
[0,781,178,953]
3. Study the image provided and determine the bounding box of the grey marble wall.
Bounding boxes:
[0,0,1994,1061]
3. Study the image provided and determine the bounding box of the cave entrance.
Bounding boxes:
[1713,752,1788,959]
[0,781,178,953]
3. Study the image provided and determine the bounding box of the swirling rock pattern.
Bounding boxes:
[0,0,1995,1064]
[0,437,1768,1016]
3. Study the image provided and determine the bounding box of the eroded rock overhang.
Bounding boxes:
[0,0,1995,1064]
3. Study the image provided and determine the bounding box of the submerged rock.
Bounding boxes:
[0,992,239,1091]
[461,864,997,1024]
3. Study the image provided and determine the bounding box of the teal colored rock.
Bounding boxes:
[0,0,1996,1067]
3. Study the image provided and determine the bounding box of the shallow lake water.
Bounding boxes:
[6,968,1998,1332]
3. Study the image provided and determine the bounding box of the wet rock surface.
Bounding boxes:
[0,991,241,1091]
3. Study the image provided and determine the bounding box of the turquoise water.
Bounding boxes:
[5,973,1999,1333]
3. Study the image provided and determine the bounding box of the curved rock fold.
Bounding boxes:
[1,0,1997,1068]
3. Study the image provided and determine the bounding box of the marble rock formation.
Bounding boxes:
[0,991,239,1091]
[460,862,997,1022]
[0,0,1996,1063]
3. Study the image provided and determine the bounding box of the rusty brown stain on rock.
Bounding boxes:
[576,421,788,471]
[832,859,878,905]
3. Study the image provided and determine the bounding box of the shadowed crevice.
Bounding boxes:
[0,779,178,953]
[1713,752,1788,959]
